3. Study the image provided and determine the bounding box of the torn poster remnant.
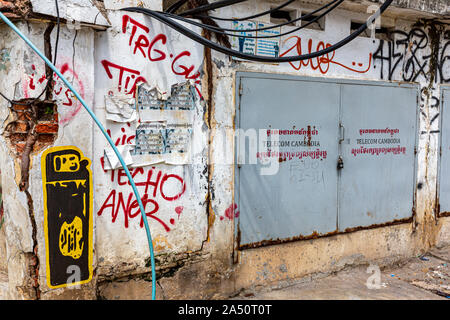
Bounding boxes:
[104,144,134,170]
[102,80,197,168]
[137,81,195,122]
[105,94,137,122]
[131,121,192,166]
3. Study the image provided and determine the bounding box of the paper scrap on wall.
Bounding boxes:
[137,81,195,123]
[230,20,281,61]
[104,94,137,122]
[103,144,135,170]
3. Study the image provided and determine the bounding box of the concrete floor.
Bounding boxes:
[232,246,450,300]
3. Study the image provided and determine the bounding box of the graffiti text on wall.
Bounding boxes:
[280,36,372,75]
[97,123,185,231]
[101,15,202,97]
[373,28,450,83]
[24,62,86,125]
[42,146,93,289]
[97,166,186,232]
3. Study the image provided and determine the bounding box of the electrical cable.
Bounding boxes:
[193,0,296,22]
[160,0,343,39]
[164,0,341,32]
[123,0,393,63]
[179,0,249,16]
[0,91,16,105]
[0,11,157,300]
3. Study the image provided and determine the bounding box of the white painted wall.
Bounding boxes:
[92,11,208,276]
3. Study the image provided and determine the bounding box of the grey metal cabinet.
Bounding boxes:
[439,87,450,216]
[237,77,340,247]
[339,84,418,230]
[235,73,419,249]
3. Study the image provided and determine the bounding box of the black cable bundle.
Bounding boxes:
[0,0,394,103]
[123,0,393,63]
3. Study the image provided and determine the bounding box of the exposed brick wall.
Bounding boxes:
[6,101,58,156]
[0,0,32,19]
[0,1,14,10]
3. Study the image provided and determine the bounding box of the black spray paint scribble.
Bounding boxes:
[373,27,449,84]
[419,84,441,135]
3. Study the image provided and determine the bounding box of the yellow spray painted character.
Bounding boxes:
[42,146,93,289]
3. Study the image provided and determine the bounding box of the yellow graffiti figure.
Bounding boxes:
[59,216,84,259]
[54,154,80,172]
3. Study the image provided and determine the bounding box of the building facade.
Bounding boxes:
[0,0,449,299]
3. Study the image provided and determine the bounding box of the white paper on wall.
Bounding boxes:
[105,94,137,122]
[103,144,135,170]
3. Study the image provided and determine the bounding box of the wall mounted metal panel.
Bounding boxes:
[439,87,450,215]
[236,75,340,247]
[235,72,418,249]
[339,84,418,230]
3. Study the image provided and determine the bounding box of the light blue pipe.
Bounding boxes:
[0,12,156,300]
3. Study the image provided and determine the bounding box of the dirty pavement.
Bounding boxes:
[231,246,450,300]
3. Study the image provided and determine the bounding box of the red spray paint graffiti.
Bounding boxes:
[101,60,147,96]
[97,123,185,231]
[23,62,85,125]
[280,36,372,74]
[220,203,240,221]
[97,166,186,231]
[101,15,202,98]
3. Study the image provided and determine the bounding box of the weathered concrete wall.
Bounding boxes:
[0,0,448,300]
[92,10,209,280]
[0,19,96,299]
[0,169,6,273]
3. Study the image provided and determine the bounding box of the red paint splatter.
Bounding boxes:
[175,206,183,216]
[224,204,239,220]
[38,74,46,84]
[170,218,175,225]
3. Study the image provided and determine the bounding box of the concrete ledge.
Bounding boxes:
[234,223,423,292]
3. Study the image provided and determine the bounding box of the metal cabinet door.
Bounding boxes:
[339,83,418,230]
[439,87,450,215]
[236,75,340,247]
